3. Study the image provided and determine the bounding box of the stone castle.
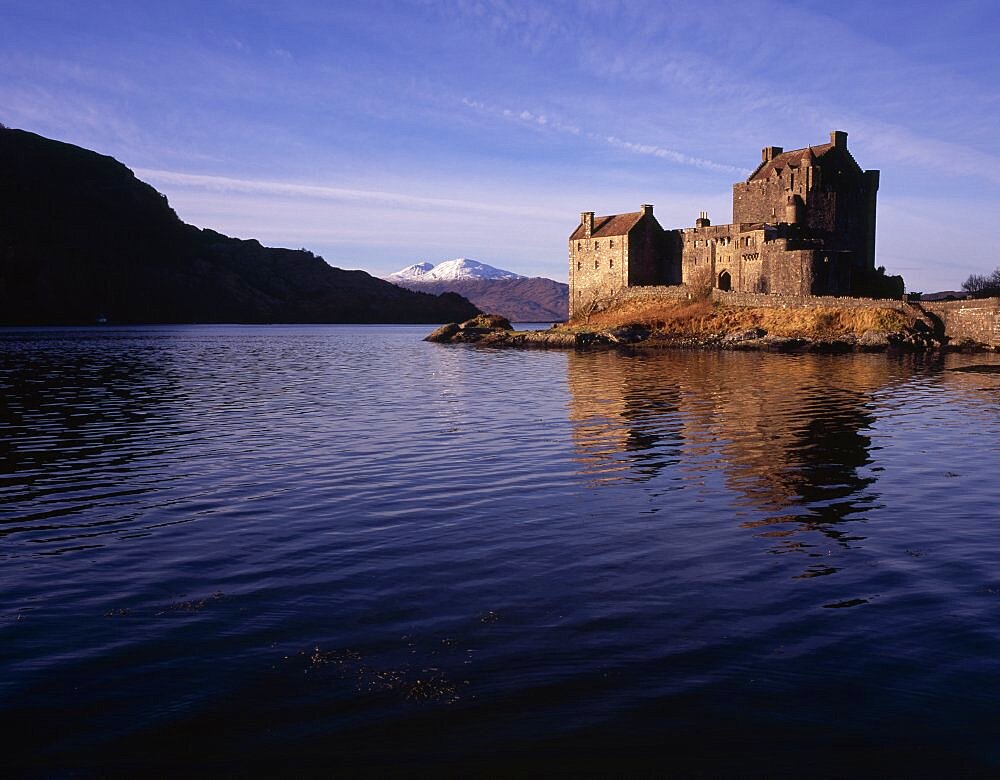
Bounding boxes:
[569,131,885,318]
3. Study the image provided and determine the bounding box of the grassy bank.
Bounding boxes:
[426,299,942,351]
[569,299,915,341]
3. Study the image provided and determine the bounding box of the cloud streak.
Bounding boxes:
[460,97,746,175]
[136,168,553,220]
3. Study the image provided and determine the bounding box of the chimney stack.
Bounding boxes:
[830,130,847,148]
[695,211,711,228]
[641,204,653,216]
[581,211,594,238]
[762,146,783,162]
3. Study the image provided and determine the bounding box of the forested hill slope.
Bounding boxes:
[0,127,479,324]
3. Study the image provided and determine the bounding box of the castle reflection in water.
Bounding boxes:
[563,350,956,572]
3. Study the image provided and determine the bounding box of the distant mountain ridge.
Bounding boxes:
[0,127,479,325]
[386,259,568,322]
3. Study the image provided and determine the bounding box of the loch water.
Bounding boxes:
[3,325,1000,774]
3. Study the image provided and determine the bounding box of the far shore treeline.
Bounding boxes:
[0,127,479,325]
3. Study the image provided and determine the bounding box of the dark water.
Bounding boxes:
[3,325,1000,775]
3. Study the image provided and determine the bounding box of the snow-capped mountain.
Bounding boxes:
[391,261,435,280]
[387,258,526,283]
[385,258,567,322]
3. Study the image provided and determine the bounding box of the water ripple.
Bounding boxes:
[3,326,1000,772]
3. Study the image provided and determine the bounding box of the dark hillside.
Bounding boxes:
[0,128,479,324]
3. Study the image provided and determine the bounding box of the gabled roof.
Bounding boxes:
[569,211,644,240]
[747,142,858,181]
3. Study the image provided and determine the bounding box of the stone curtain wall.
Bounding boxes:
[613,285,910,311]
[923,299,1000,347]
[708,289,913,311]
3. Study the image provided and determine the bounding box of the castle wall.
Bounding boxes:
[922,299,1000,347]
[571,132,880,315]
[610,284,910,312]
[733,173,810,224]
[569,213,671,318]
[675,224,736,289]
[804,183,877,269]
[671,225,819,296]
[628,217,670,286]
[733,146,878,273]
[569,232,628,317]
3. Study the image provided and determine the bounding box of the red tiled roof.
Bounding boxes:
[569,211,644,240]
[748,143,837,181]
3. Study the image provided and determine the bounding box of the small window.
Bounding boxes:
[577,261,581,271]
[609,239,614,248]
[594,259,598,269]
[609,258,613,268]
[594,241,599,249]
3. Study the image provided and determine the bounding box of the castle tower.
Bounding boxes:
[785,194,804,224]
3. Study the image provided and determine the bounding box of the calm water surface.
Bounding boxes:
[3,325,1000,774]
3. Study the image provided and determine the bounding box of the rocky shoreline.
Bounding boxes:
[426,313,995,353]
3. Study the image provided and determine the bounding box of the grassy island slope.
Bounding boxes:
[427,293,958,352]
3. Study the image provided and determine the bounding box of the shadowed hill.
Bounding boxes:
[0,127,479,324]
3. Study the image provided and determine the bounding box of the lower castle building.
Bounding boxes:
[569,131,884,318]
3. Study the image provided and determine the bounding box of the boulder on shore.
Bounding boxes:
[424,314,513,343]
[461,314,512,330]
[424,323,461,343]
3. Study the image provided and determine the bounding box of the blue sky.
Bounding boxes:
[3,0,999,290]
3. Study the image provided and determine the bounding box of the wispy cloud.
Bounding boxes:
[460,97,745,175]
[136,168,553,220]
[595,136,749,176]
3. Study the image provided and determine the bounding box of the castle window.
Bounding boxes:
[609,258,613,268]
[577,241,581,250]
[609,239,614,247]
[594,260,598,269]
[577,261,581,271]
[594,241,599,249]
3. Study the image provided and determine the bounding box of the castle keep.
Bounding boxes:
[569,131,882,318]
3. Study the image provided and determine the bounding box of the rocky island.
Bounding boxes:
[426,294,999,353]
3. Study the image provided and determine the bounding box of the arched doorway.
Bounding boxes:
[718,270,732,291]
